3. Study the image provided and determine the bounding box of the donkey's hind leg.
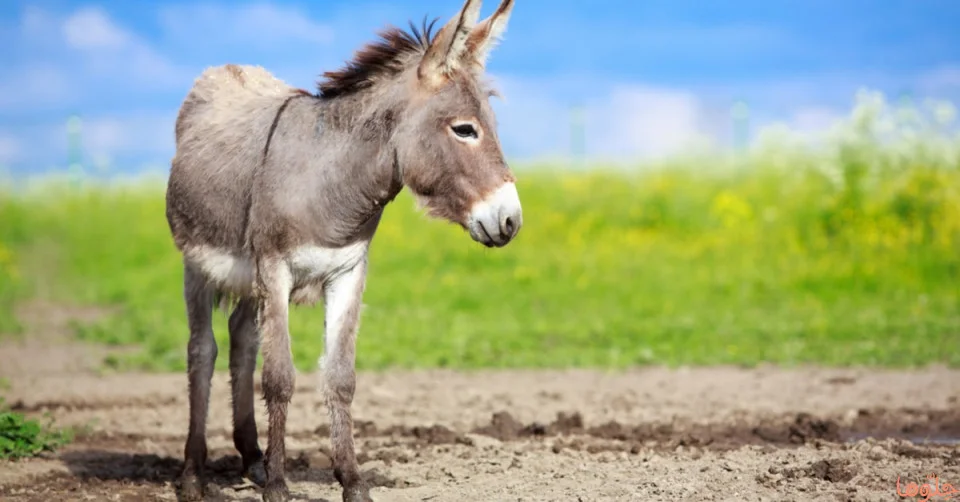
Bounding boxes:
[179,263,218,501]
[228,298,266,487]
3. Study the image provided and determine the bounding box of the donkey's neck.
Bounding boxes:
[319,88,407,201]
[263,89,406,248]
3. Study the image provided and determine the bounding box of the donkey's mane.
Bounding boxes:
[317,17,440,99]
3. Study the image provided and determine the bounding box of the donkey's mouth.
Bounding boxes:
[469,219,511,248]
[474,222,497,248]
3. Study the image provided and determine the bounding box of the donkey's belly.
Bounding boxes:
[183,246,256,297]
[286,241,368,305]
[183,241,368,305]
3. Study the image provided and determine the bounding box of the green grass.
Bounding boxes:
[0,225,23,335]
[0,399,73,460]
[1,92,959,372]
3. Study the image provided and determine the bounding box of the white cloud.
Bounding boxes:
[62,7,129,50]
[0,64,73,110]
[584,86,709,159]
[158,3,334,49]
[0,5,189,115]
[789,106,845,135]
[0,135,21,165]
[488,75,571,159]
[80,113,176,159]
[0,112,176,175]
[487,71,959,162]
[59,7,187,88]
[492,76,714,162]
[19,5,59,43]
[918,65,960,93]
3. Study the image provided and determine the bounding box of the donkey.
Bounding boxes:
[164,0,519,501]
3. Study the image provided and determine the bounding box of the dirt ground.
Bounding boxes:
[1,303,959,501]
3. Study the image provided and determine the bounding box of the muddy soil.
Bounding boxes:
[1,304,959,501]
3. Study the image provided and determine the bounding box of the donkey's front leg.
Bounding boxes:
[321,258,372,502]
[256,260,296,502]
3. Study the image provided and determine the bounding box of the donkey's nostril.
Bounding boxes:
[503,216,515,236]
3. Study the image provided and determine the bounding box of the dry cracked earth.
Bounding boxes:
[1,302,958,501]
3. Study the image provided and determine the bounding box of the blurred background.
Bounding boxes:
[0,0,958,372]
[2,0,959,173]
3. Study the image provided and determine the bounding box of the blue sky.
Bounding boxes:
[0,0,958,174]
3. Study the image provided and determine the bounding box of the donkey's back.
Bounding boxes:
[166,64,306,255]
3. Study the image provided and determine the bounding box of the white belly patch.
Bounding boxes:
[286,241,368,289]
[185,241,368,305]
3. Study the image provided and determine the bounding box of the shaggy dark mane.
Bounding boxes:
[317,17,440,99]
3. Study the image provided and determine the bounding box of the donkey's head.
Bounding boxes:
[394,0,522,248]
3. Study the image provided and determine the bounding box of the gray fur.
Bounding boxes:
[164,1,520,501]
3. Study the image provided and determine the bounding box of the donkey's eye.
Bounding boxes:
[451,123,478,139]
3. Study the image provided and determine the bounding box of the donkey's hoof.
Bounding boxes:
[177,473,204,501]
[262,479,290,502]
[243,459,267,487]
[343,485,373,502]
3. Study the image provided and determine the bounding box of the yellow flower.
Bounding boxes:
[709,191,754,229]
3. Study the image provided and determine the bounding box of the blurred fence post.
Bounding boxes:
[897,89,916,130]
[66,114,83,186]
[731,99,750,153]
[570,103,585,169]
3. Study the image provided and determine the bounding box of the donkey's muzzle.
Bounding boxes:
[467,181,523,248]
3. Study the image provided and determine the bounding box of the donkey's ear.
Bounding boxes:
[463,0,514,70]
[418,0,482,88]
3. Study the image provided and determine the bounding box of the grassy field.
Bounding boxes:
[1,92,959,372]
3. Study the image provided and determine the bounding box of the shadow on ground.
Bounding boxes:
[52,448,397,502]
